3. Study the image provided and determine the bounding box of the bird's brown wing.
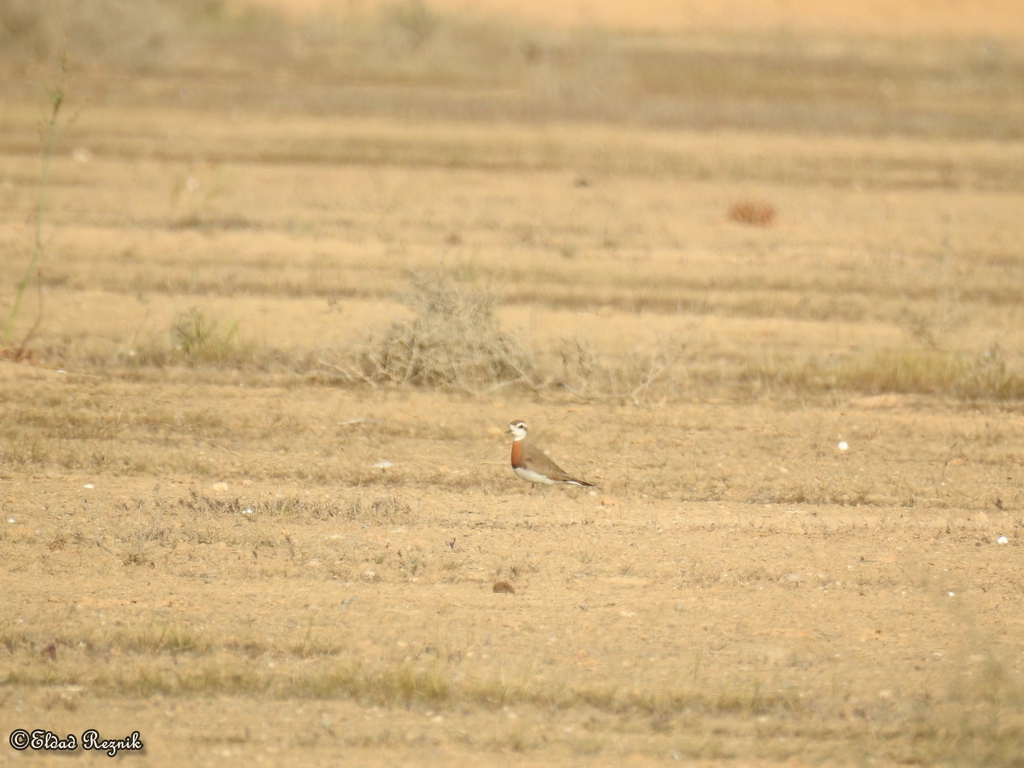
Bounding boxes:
[521,441,593,486]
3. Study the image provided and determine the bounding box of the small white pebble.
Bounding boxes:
[948,591,955,597]
[372,461,393,469]
[7,518,15,524]
[242,508,254,515]
[997,536,1008,545]
[83,483,95,489]
[837,441,849,451]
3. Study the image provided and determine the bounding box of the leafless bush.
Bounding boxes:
[351,274,535,394]
[554,337,684,404]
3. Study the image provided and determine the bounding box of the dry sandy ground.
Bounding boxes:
[2,381,1023,766]
[2,4,1024,765]
[2,116,1023,763]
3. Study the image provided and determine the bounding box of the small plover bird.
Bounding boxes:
[508,420,594,488]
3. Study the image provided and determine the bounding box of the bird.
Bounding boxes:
[508,420,594,488]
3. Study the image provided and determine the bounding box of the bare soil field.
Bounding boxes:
[2,1,1024,766]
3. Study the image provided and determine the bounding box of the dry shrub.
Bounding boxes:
[171,307,243,361]
[353,274,534,393]
[124,307,280,371]
[728,200,776,227]
[554,337,683,404]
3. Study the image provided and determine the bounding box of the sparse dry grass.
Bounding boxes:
[2,109,1022,402]
[2,481,1022,764]
[746,347,1024,401]
[3,0,1024,137]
